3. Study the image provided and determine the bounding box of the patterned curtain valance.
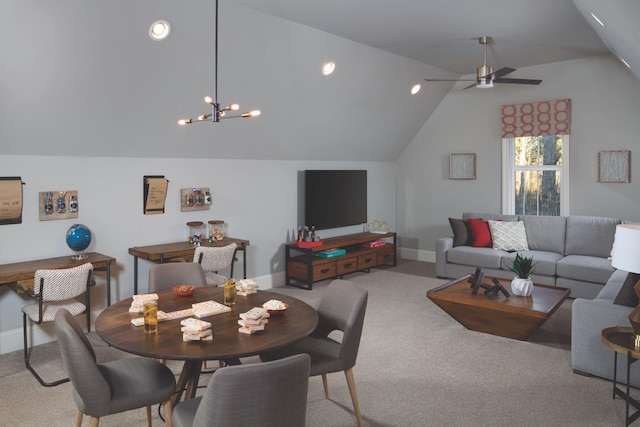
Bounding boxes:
[500,98,571,138]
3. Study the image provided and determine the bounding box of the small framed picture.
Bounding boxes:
[597,150,630,183]
[449,153,476,180]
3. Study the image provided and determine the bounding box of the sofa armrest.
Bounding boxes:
[571,297,640,384]
[436,237,453,278]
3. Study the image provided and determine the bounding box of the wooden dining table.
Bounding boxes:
[95,287,318,407]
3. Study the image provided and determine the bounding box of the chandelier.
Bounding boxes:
[178,0,260,125]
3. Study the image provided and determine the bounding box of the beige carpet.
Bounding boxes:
[2,261,636,426]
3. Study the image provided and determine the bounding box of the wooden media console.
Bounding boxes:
[285,232,396,289]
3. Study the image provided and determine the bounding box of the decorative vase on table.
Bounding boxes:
[66,223,92,260]
[508,253,536,297]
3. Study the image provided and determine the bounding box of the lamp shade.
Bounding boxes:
[611,224,640,274]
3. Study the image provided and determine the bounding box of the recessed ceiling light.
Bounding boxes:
[411,84,421,95]
[590,12,605,27]
[322,62,335,76]
[149,20,171,41]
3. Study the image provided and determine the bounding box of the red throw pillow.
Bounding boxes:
[467,218,492,248]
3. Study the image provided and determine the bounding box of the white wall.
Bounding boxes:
[397,54,640,261]
[0,155,395,353]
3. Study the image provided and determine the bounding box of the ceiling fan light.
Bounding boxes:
[476,79,494,89]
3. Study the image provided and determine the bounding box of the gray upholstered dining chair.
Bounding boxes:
[148,261,207,292]
[193,244,237,287]
[54,309,176,427]
[172,354,310,427]
[22,262,93,387]
[260,279,368,427]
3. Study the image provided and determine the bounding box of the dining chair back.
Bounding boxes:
[148,262,207,292]
[22,262,93,386]
[172,354,310,427]
[260,279,368,427]
[193,243,237,287]
[54,309,176,427]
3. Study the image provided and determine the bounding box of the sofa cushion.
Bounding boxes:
[488,220,529,252]
[448,218,472,247]
[564,216,620,257]
[500,250,561,277]
[467,218,493,248]
[556,255,615,284]
[519,215,566,254]
[447,246,504,269]
[598,269,632,301]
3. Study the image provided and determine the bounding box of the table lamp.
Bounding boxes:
[611,224,640,342]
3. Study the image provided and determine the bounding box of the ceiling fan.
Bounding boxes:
[424,36,542,89]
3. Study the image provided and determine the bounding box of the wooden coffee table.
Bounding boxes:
[427,274,570,340]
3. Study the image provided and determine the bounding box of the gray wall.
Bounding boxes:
[397,54,640,260]
[0,156,396,353]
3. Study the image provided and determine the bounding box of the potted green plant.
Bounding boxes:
[508,253,536,296]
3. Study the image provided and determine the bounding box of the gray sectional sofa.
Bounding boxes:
[572,269,640,386]
[436,212,620,299]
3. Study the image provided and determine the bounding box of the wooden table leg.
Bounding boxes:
[172,360,203,407]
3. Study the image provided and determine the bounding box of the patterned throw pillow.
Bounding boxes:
[488,220,529,252]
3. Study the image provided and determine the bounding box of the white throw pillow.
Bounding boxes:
[488,220,529,251]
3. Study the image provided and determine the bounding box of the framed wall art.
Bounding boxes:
[449,153,476,180]
[597,150,630,183]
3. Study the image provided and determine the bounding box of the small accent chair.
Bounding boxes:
[148,262,207,292]
[193,244,237,287]
[260,279,368,427]
[54,309,176,427]
[22,262,93,387]
[172,354,310,427]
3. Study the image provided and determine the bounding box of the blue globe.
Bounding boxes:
[66,224,92,252]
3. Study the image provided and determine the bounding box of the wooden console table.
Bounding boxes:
[285,232,396,290]
[0,252,116,306]
[128,237,249,294]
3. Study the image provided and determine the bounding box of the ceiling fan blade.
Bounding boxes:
[494,77,542,85]
[424,78,475,82]
[461,82,477,90]
[487,67,516,79]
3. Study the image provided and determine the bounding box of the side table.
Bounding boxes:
[601,326,640,426]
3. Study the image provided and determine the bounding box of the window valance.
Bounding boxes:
[500,98,571,138]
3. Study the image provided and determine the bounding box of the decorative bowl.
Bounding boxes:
[263,302,289,316]
[172,284,197,296]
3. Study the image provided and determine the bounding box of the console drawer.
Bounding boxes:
[336,257,358,275]
[358,254,376,270]
[313,263,336,281]
[376,247,395,265]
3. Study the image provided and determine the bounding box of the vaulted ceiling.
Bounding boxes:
[2,0,638,161]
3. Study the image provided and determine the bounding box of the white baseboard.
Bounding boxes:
[398,247,435,263]
[0,311,106,356]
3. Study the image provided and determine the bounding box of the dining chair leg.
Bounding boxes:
[23,313,69,387]
[75,410,83,427]
[146,405,152,427]
[163,399,173,427]
[322,373,330,399]
[344,368,363,427]
[89,416,100,427]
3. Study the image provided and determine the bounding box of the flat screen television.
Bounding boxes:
[303,170,367,230]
